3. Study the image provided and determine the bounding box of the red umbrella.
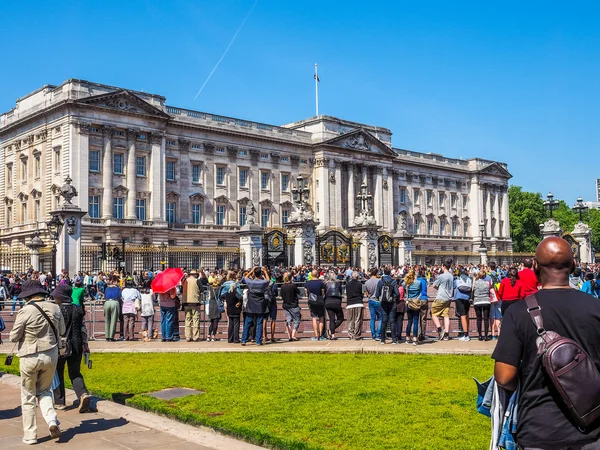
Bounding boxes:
[151,268,184,294]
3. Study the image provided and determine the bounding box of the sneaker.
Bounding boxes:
[22,438,37,445]
[79,394,91,413]
[380,341,386,345]
[241,342,246,346]
[49,422,61,440]
[319,336,327,341]
[442,333,450,341]
[413,340,418,346]
[405,339,412,345]
[311,337,319,341]
[391,341,398,345]
[463,335,471,342]
[437,328,444,340]
[54,404,67,411]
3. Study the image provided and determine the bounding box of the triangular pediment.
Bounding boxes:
[320,129,396,156]
[479,162,512,179]
[76,90,170,119]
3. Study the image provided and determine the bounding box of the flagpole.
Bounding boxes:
[314,63,319,116]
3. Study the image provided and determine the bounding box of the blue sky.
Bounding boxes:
[0,1,597,204]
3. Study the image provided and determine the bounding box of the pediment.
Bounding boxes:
[189,192,207,201]
[113,185,129,196]
[479,162,512,179]
[76,90,170,119]
[166,190,180,199]
[321,129,396,156]
[17,192,28,202]
[280,200,293,208]
[30,189,42,199]
[214,195,229,204]
[237,196,251,204]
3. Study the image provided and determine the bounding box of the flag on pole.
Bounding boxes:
[314,73,320,82]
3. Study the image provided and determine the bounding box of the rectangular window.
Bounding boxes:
[452,221,457,236]
[34,156,40,178]
[239,206,247,226]
[54,149,60,173]
[166,140,176,146]
[239,169,248,188]
[427,219,433,235]
[136,199,146,221]
[413,189,420,205]
[113,197,124,219]
[88,196,100,218]
[136,156,146,177]
[89,150,100,172]
[216,205,225,225]
[113,153,124,174]
[399,188,406,204]
[216,147,225,154]
[21,159,27,179]
[491,222,495,237]
[451,193,457,208]
[426,191,432,207]
[6,206,11,227]
[192,144,202,150]
[192,204,202,224]
[239,150,247,156]
[192,164,201,183]
[21,203,27,223]
[166,202,176,223]
[6,164,12,187]
[260,153,268,160]
[463,222,468,236]
[462,195,468,209]
[35,199,40,221]
[282,209,289,225]
[216,167,225,185]
[281,174,289,192]
[413,217,420,234]
[261,208,269,228]
[166,161,175,181]
[490,195,495,214]
[261,172,269,190]
[439,192,445,207]
[440,220,445,235]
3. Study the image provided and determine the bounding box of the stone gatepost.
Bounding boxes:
[394,236,413,265]
[285,220,318,266]
[54,205,87,276]
[540,219,563,239]
[27,232,46,272]
[239,224,263,269]
[350,226,380,269]
[572,222,593,264]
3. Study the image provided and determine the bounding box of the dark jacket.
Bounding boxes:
[324,281,343,306]
[245,278,269,314]
[346,279,364,307]
[375,275,399,302]
[60,302,85,355]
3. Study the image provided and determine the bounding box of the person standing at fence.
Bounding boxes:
[404,269,422,346]
[454,269,473,342]
[375,267,399,345]
[103,276,121,341]
[121,279,141,341]
[431,259,454,341]
[324,271,344,340]
[182,270,204,342]
[140,288,157,341]
[159,287,178,342]
[280,272,301,341]
[9,280,65,444]
[472,270,492,341]
[305,269,326,341]
[222,271,243,343]
[365,268,383,341]
[345,271,365,340]
[497,267,525,315]
[50,284,92,413]
[207,277,223,341]
[241,266,270,346]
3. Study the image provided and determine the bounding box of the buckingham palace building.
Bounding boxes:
[0,79,513,274]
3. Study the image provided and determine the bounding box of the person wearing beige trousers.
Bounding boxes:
[9,280,66,445]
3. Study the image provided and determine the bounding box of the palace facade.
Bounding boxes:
[0,79,512,272]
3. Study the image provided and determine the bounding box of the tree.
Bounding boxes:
[508,186,545,252]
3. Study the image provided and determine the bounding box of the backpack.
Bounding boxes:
[489,272,501,291]
[526,295,600,430]
[456,276,472,294]
[379,279,394,303]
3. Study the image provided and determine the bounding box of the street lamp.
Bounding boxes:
[573,196,588,223]
[479,220,486,249]
[45,213,64,288]
[543,192,559,219]
[159,241,167,270]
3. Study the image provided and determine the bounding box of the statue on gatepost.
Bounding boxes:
[289,176,314,222]
[245,200,256,225]
[60,176,78,205]
[285,175,318,266]
[352,182,377,227]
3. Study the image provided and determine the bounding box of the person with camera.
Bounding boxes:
[241,266,270,346]
[9,280,65,445]
[50,284,92,413]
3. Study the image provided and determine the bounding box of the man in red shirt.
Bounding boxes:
[518,258,539,297]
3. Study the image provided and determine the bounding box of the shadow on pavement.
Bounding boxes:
[58,417,128,443]
[0,405,21,419]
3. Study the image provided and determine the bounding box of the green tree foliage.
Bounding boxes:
[508,186,544,252]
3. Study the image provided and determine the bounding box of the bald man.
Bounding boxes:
[492,237,600,449]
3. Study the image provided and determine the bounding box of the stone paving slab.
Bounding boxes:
[88,336,496,355]
[0,373,263,450]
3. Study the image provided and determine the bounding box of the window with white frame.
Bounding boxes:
[136,199,146,221]
[6,206,11,227]
[282,209,289,225]
[191,144,202,150]
[192,164,201,183]
[462,195,468,209]
[399,187,406,204]
[191,204,202,224]
[34,155,40,178]
[239,205,247,226]
[35,199,40,221]
[216,166,225,185]
[89,150,100,172]
[463,222,468,236]
[113,197,124,219]
[136,156,146,177]
[426,190,433,207]
[261,208,269,227]
[440,220,446,235]
[216,205,225,225]
[166,161,176,181]
[88,196,100,218]
[239,169,248,188]
[261,171,269,190]
[260,153,268,160]
[281,156,289,162]
[113,153,124,174]
[239,150,247,156]
[439,192,445,208]
[413,189,420,205]
[166,202,176,223]
[451,193,457,209]
[281,174,289,192]
[54,148,61,173]
[21,202,27,223]
[427,218,433,234]
[413,216,420,233]
[216,147,225,154]
[6,164,12,188]
[21,158,27,179]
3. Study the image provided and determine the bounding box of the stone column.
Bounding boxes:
[227,147,239,225]
[347,163,355,226]
[101,126,114,219]
[502,187,510,237]
[396,238,413,265]
[572,222,593,264]
[126,129,138,220]
[385,168,395,232]
[351,226,380,269]
[374,167,383,226]
[333,160,342,228]
[315,158,330,229]
[239,223,263,269]
[286,220,318,266]
[149,133,164,222]
[73,123,90,212]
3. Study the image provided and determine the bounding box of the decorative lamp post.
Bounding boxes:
[26,230,46,273]
[160,241,167,270]
[478,220,488,265]
[543,192,559,219]
[573,196,588,223]
[45,213,64,288]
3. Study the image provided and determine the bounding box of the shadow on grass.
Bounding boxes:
[111,393,135,404]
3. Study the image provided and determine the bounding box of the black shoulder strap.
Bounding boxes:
[29,302,59,342]
[525,294,545,334]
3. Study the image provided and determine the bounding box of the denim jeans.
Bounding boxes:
[160,306,176,340]
[390,307,404,342]
[12,295,22,313]
[406,308,420,338]
[241,313,264,344]
[368,299,383,340]
[380,302,393,343]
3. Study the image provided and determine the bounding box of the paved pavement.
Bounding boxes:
[0,374,263,450]
[87,336,496,355]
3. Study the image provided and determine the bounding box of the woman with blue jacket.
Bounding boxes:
[580,272,599,298]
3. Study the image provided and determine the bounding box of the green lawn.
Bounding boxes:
[1,353,494,450]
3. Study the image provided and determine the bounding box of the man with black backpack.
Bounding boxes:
[375,266,399,345]
[493,237,600,449]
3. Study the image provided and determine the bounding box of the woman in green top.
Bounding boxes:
[71,278,86,313]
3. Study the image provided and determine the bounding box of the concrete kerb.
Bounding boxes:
[0,372,265,450]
